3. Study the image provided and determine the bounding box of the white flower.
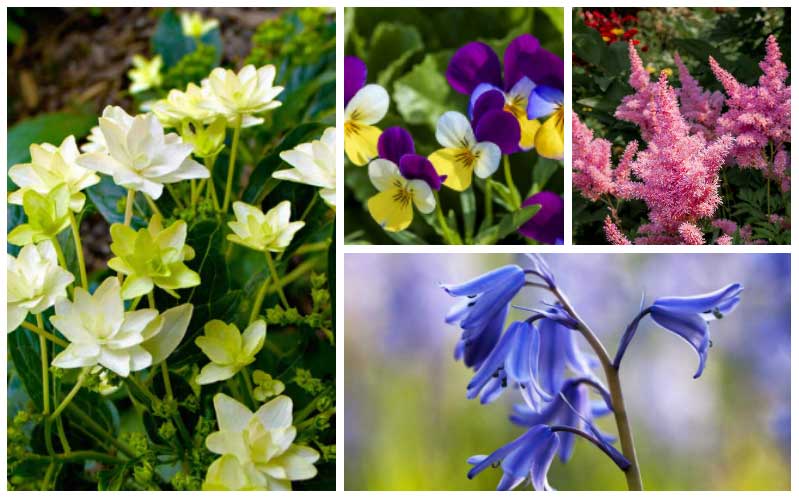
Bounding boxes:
[127,54,163,94]
[76,106,209,199]
[50,277,192,377]
[81,126,107,154]
[227,201,304,253]
[203,65,284,127]
[204,393,319,490]
[428,111,501,191]
[275,127,336,208]
[8,135,100,212]
[195,320,266,385]
[180,11,219,38]
[7,240,74,332]
[152,83,218,128]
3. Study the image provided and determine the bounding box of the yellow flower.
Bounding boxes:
[500,78,542,150]
[527,86,564,161]
[366,158,436,232]
[152,83,218,128]
[428,112,501,191]
[195,320,266,384]
[344,84,388,166]
[127,55,163,94]
[180,11,219,38]
[227,201,305,253]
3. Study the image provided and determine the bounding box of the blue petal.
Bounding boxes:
[468,83,503,121]
[537,318,567,395]
[505,321,539,384]
[523,254,556,288]
[441,265,524,297]
[651,283,743,316]
[467,322,520,399]
[649,307,710,378]
[462,305,507,370]
[527,85,564,120]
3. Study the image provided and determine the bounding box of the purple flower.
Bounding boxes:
[442,265,526,370]
[377,127,445,191]
[518,192,564,245]
[344,55,367,107]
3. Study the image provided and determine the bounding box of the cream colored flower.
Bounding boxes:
[127,55,163,94]
[76,106,209,199]
[227,201,304,253]
[195,320,266,384]
[203,393,319,490]
[203,65,284,127]
[180,11,219,38]
[275,127,336,208]
[7,240,74,332]
[81,126,107,154]
[8,135,100,212]
[152,83,218,128]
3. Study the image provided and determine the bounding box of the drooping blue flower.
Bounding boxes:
[614,283,743,378]
[443,265,526,369]
[467,425,560,491]
[535,307,600,396]
[523,253,556,289]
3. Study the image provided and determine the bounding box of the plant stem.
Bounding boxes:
[68,212,88,290]
[124,188,135,226]
[433,191,454,244]
[166,184,185,209]
[265,250,290,308]
[147,290,156,309]
[21,321,68,348]
[503,155,521,209]
[250,277,270,324]
[240,370,256,410]
[204,155,221,211]
[484,179,493,225]
[51,238,68,272]
[222,116,243,212]
[161,362,173,400]
[550,287,644,491]
[55,416,71,453]
[36,313,53,457]
[300,194,318,222]
[65,405,138,459]
[144,194,163,218]
[50,368,88,420]
[24,450,125,465]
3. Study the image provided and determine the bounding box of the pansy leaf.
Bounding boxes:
[393,51,466,131]
[475,204,541,244]
[368,22,424,87]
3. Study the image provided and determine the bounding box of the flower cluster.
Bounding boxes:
[442,255,742,490]
[582,10,642,46]
[345,34,565,244]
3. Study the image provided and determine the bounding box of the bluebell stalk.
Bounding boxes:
[443,255,743,491]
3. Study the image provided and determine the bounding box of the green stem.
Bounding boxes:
[147,290,156,309]
[265,250,290,308]
[222,116,243,212]
[36,313,54,457]
[551,287,643,490]
[50,368,88,420]
[24,450,125,465]
[161,362,173,400]
[204,155,220,211]
[124,188,135,226]
[55,416,71,453]
[65,405,138,459]
[166,184,185,209]
[250,277,270,324]
[144,194,163,218]
[300,194,318,222]
[22,321,69,348]
[433,191,453,244]
[240,370,256,410]
[503,155,521,209]
[51,238,68,272]
[484,179,493,225]
[68,212,88,290]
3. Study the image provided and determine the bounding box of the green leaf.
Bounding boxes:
[474,204,541,244]
[152,9,222,68]
[368,22,424,87]
[86,176,148,228]
[384,229,428,245]
[327,225,335,324]
[8,326,46,410]
[393,52,464,131]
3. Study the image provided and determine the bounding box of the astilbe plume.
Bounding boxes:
[571,112,615,201]
[603,216,631,244]
[709,35,791,191]
[614,42,658,140]
[674,52,724,140]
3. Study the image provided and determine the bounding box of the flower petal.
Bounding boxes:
[367,188,414,232]
[377,126,415,164]
[447,41,502,95]
[344,84,389,125]
[474,109,520,155]
[435,112,475,149]
[429,148,474,192]
[398,154,442,191]
[344,56,367,106]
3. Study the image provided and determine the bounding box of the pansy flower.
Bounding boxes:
[344,56,389,166]
[527,86,565,160]
[518,191,564,244]
[447,34,563,153]
[366,127,443,232]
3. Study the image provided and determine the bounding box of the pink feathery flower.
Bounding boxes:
[716,234,733,245]
[572,112,616,201]
[615,42,658,140]
[634,235,680,245]
[678,222,705,245]
[625,73,734,234]
[773,148,790,193]
[710,35,791,177]
[739,224,753,243]
[674,52,724,140]
[603,216,631,245]
[711,218,738,236]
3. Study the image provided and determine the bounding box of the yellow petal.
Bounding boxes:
[367,188,414,232]
[344,122,381,166]
[518,115,542,151]
[428,148,474,192]
[535,110,564,160]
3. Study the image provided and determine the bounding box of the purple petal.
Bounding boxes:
[447,41,502,95]
[474,109,520,155]
[518,191,564,245]
[470,84,505,123]
[378,127,415,164]
[398,153,444,191]
[344,55,367,107]
[503,34,564,91]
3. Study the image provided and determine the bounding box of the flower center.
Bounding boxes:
[391,179,413,208]
[455,148,479,169]
[504,94,527,119]
[344,118,361,137]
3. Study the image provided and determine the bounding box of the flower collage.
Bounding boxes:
[5,3,793,494]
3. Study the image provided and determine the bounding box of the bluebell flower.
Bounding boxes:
[536,310,600,397]
[443,265,526,369]
[523,253,556,289]
[467,425,560,491]
[614,283,743,378]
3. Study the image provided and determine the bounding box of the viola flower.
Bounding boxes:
[8,135,100,212]
[447,35,563,152]
[76,106,209,200]
[50,277,163,377]
[275,127,336,208]
[203,65,284,127]
[527,86,564,160]
[7,184,71,246]
[227,201,305,253]
[467,425,560,491]
[615,283,743,378]
[518,191,564,245]
[127,54,163,94]
[366,128,441,232]
[344,56,389,166]
[195,320,266,384]
[152,83,218,128]
[108,214,200,299]
[7,240,74,332]
[180,11,219,38]
[442,264,526,369]
[204,393,320,490]
[428,111,501,191]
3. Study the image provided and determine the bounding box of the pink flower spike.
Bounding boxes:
[674,52,724,140]
[603,216,631,245]
[716,234,733,245]
[678,222,705,245]
[571,112,615,201]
